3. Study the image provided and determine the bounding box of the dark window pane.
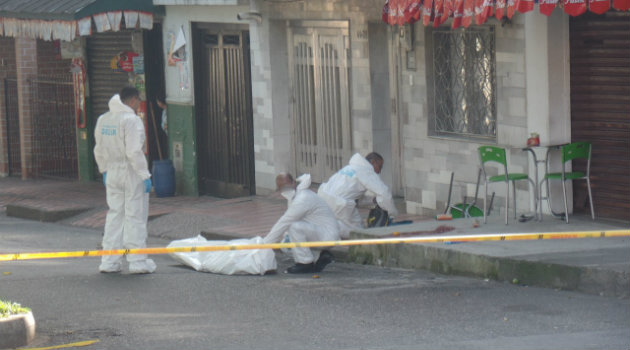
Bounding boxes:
[223,35,240,46]
[431,27,496,140]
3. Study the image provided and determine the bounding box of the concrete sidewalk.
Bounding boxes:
[1,177,628,298]
[350,215,630,298]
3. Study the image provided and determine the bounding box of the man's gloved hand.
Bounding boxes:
[144,178,152,193]
[102,172,107,186]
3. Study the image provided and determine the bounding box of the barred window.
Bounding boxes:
[427,27,496,140]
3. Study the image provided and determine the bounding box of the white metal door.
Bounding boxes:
[288,22,351,182]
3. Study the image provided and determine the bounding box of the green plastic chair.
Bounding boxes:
[478,146,536,225]
[542,142,594,224]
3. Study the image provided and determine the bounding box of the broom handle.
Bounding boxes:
[148,101,164,161]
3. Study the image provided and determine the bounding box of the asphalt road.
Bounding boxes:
[1,214,628,350]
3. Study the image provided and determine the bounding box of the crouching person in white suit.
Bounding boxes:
[263,173,340,274]
[318,152,398,239]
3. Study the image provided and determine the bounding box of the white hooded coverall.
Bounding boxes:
[94,94,156,273]
[318,153,398,238]
[263,174,340,264]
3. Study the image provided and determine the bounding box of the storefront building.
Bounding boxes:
[0,0,166,182]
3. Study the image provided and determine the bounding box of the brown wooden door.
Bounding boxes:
[194,24,254,198]
[569,12,630,221]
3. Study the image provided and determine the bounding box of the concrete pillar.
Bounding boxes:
[524,12,571,215]
[15,37,37,179]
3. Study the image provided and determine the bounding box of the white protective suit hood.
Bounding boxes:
[281,174,311,204]
[108,94,134,114]
[296,173,312,191]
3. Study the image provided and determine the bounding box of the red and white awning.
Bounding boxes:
[382,0,629,28]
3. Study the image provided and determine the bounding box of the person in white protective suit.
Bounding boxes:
[263,173,340,274]
[318,152,398,238]
[94,87,156,274]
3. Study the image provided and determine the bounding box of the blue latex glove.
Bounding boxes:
[102,172,107,186]
[144,178,152,193]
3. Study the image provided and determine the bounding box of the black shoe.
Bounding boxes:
[314,250,334,272]
[286,263,316,274]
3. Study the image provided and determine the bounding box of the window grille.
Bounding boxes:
[430,27,496,140]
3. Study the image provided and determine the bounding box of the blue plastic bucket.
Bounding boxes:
[152,159,175,197]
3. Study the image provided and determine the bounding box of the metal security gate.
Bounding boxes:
[194,24,254,198]
[30,77,78,179]
[569,12,630,221]
[87,32,135,119]
[3,78,20,176]
[288,21,351,183]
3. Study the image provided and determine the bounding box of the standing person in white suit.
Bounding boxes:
[94,86,156,274]
[263,173,340,274]
[318,152,398,238]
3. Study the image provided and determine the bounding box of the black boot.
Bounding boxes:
[286,263,316,274]
[314,250,334,272]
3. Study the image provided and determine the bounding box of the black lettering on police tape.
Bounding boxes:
[124,249,130,256]
[538,234,543,240]
[600,232,605,238]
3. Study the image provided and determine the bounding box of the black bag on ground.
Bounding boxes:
[367,205,389,228]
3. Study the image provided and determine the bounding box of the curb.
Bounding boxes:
[0,311,36,349]
[6,204,91,223]
[348,234,630,298]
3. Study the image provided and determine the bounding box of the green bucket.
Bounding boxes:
[450,203,484,218]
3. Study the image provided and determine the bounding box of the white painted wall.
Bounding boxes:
[161,5,249,105]
[524,11,572,215]
[250,0,388,192]
[400,12,572,218]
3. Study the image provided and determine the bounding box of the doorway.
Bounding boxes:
[193,23,255,198]
[287,21,352,183]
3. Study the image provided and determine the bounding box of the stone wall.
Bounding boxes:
[251,0,389,192]
[400,17,533,216]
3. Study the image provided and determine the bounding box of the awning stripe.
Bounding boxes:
[0,10,153,41]
[383,0,630,26]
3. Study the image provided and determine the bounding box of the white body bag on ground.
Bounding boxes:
[168,235,276,275]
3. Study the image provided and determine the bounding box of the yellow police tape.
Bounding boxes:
[1,229,628,262]
[20,339,99,350]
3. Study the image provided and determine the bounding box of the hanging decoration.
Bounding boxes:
[382,0,628,27]
[589,0,611,13]
[612,0,629,10]
[70,58,87,129]
[539,0,559,15]
[564,0,588,16]
[0,11,154,41]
